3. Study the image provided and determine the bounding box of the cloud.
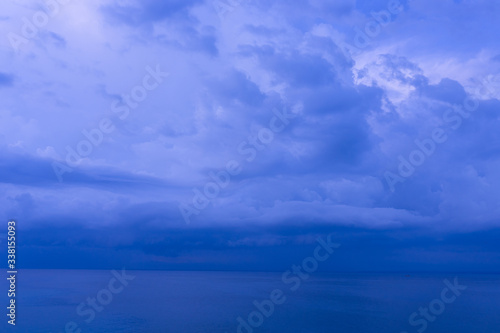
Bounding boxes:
[100,0,217,55]
[0,72,14,87]
[101,0,203,26]
[1,0,500,270]
[240,45,337,88]
[207,69,266,107]
[11,222,500,271]
[45,31,67,48]
[420,78,467,104]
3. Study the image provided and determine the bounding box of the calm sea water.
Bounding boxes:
[2,270,499,332]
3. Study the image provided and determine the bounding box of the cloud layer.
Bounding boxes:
[1,0,499,270]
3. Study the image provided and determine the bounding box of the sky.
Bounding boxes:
[1,0,500,271]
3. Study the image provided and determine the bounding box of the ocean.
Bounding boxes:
[3,270,499,332]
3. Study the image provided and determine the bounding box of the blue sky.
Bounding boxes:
[1,0,500,271]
